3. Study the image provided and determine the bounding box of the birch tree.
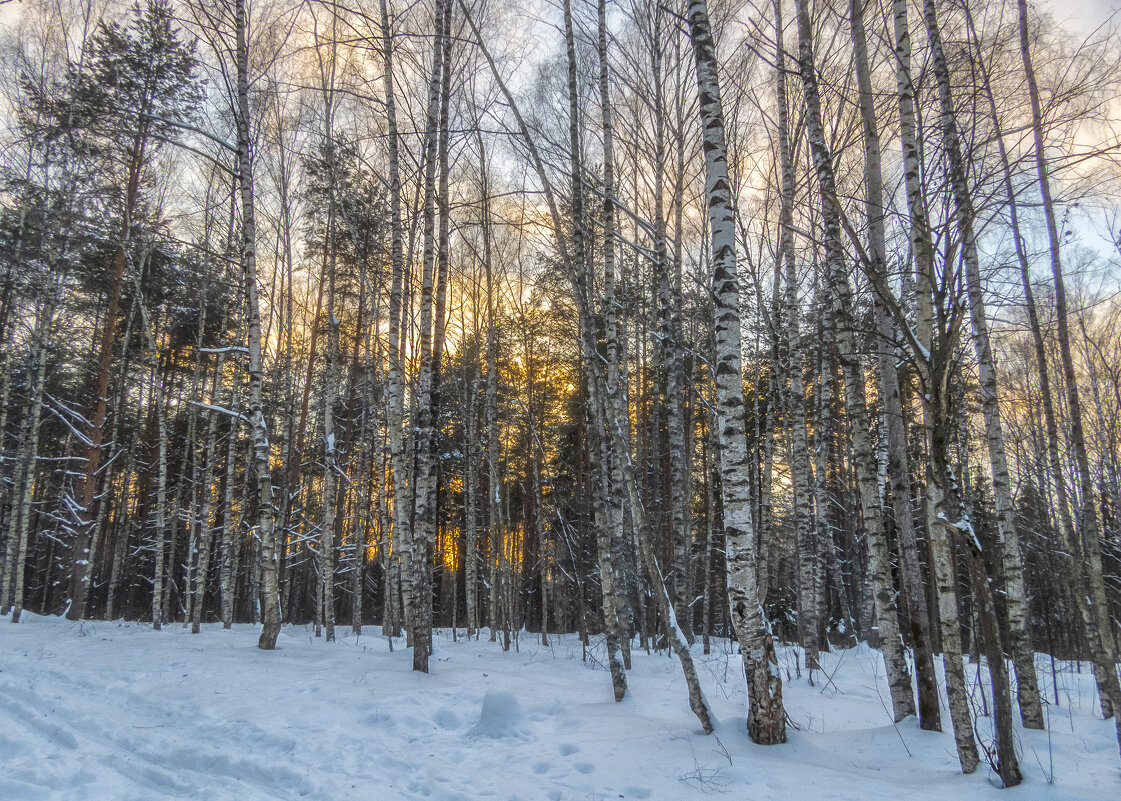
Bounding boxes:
[686,0,785,745]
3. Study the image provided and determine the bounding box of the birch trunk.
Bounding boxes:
[687,0,785,744]
[124,254,171,631]
[320,171,339,644]
[795,0,909,718]
[473,124,504,643]
[314,17,342,644]
[927,395,981,774]
[848,0,918,722]
[953,3,1045,730]
[409,0,452,672]
[181,283,211,628]
[1016,0,1121,737]
[189,452,216,634]
[649,10,693,646]
[193,355,225,630]
[219,365,243,627]
[233,0,281,651]
[352,403,374,636]
[464,363,480,637]
[890,0,944,732]
[9,288,53,624]
[774,0,821,673]
[466,0,712,731]
[378,0,411,644]
[596,0,628,701]
[702,417,716,654]
[924,0,1010,775]
[182,406,201,627]
[0,348,9,608]
[810,326,832,669]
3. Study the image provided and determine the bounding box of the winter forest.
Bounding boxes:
[1,0,1120,796]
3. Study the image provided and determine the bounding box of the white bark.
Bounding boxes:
[1015,0,1121,741]
[687,0,785,744]
[232,0,281,651]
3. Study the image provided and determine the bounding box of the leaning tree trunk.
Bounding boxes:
[68,137,145,623]
[847,0,919,723]
[1016,0,1121,740]
[797,0,913,721]
[924,0,1018,779]
[957,2,1048,731]
[888,0,944,732]
[686,0,785,745]
[465,0,712,731]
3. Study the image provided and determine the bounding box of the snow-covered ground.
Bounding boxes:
[0,614,1117,800]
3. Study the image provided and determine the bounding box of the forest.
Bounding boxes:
[0,0,1120,792]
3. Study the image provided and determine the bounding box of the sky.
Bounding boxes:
[1056,0,1121,34]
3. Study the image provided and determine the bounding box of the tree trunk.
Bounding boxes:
[595,0,628,701]
[1016,0,1121,740]
[847,0,919,722]
[234,0,281,651]
[775,0,821,674]
[465,0,712,731]
[129,257,170,632]
[378,0,410,645]
[195,357,226,632]
[924,0,1010,776]
[888,0,944,732]
[951,3,1045,731]
[68,136,146,622]
[687,0,785,745]
[9,290,53,624]
[319,134,340,643]
[409,0,452,673]
[650,10,693,647]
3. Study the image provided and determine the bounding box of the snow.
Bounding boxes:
[0,614,1117,801]
[472,689,524,738]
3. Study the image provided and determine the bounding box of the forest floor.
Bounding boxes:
[0,613,1117,800]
